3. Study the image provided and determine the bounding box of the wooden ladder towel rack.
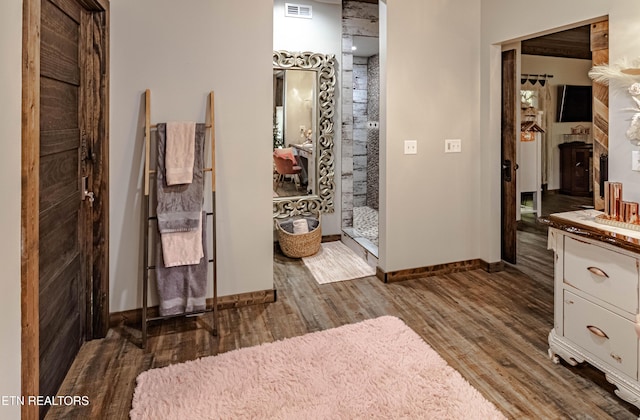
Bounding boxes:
[141,89,218,348]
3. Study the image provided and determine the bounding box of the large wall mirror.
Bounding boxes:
[273,50,336,219]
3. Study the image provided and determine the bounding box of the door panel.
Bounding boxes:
[39,151,79,211]
[41,0,80,84]
[39,201,80,289]
[501,49,517,264]
[38,0,86,412]
[39,257,81,361]
[40,77,79,130]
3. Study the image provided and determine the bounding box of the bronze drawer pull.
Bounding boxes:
[587,266,609,278]
[587,325,609,339]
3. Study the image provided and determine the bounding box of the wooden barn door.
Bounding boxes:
[22,0,109,418]
[501,49,517,264]
[38,0,91,408]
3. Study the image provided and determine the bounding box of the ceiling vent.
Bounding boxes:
[285,3,312,19]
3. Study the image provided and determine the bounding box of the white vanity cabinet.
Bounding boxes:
[547,216,640,411]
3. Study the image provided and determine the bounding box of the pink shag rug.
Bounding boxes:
[130,316,506,419]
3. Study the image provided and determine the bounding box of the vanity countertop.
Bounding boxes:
[540,209,640,254]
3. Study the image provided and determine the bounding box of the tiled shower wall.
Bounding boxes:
[366,54,380,210]
[341,0,379,229]
[353,56,368,207]
[353,55,380,210]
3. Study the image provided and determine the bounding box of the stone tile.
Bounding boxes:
[353,141,367,156]
[341,158,353,173]
[353,102,367,115]
[354,195,366,207]
[354,56,368,65]
[353,89,367,103]
[353,129,367,143]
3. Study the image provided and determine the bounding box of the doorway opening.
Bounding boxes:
[341,0,380,258]
[501,19,608,268]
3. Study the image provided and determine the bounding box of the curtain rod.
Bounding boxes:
[521,73,554,78]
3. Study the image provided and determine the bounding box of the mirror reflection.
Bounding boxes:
[273,69,317,198]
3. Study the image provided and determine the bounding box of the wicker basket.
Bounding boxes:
[275,215,322,258]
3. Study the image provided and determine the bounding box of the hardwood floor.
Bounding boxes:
[46,192,638,419]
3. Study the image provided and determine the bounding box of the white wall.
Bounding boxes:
[380,0,481,272]
[0,0,23,417]
[273,0,342,234]
[273,0,341,55]
[284,70,314,145]
[481,0,640,263]
[110,0,274,312]
[521,55,593,191]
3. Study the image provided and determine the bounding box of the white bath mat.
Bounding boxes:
[302,241,376,284]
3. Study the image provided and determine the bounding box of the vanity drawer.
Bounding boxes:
[564,290,638,379]
[564,236,639,313]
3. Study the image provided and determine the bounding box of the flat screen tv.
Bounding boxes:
[556,85,592,122]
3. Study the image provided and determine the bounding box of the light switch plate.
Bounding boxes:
[633,150,640,171]
[445,139,462,153]
[404,140,417,155]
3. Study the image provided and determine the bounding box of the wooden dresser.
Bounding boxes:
[558,142,592,196]
[545,210,640,410]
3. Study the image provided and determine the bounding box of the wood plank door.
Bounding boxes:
[501,49,517,264]
[37,0,109,417]
[39,0,87,410]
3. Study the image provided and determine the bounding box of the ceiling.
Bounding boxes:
[521,25,591,60]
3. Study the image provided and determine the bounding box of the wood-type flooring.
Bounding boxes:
[45,192,638,419]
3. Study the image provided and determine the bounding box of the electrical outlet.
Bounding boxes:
[445,139,462,153]
[404,140,417,155]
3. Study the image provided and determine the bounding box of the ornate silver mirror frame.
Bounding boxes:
[273,50,336,218]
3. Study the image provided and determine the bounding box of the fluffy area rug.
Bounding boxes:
[302,241,376,284]
[130,316,506,420]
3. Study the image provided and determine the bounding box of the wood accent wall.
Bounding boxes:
[591,20,609,211]
[21,1,41,418]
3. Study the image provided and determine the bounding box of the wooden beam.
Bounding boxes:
[21,0,40,418]
[209,91,216,192]
[144,89,150,196]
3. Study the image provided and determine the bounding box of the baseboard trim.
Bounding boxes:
[481,259,505,273]
[321,234,342,243]
[376,258,504,283]
[109,288,277,328]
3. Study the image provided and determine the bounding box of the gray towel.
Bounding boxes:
[156,211,208,316]
[156,123,205,233]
